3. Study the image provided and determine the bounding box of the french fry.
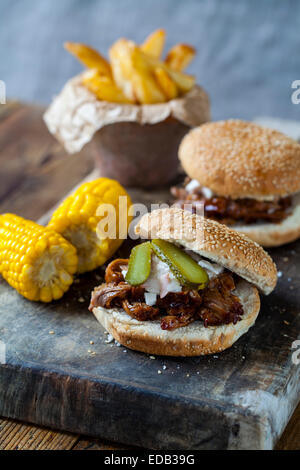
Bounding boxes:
[65,42,112,78]
[131,71,167,104]
[110,39,166,104]
[140,50,196,94]
[141,29,166,59]
[82,70,133,104]
[110,39,137,101]
[166,67,195,93]
[131,48,167,103]
[165,44,196,72]
[154,67,178,100]
[70,34,196,104]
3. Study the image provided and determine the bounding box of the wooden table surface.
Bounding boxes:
[0,101,299,450]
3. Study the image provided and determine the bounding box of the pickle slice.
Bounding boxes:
[151,239,209,289]
[125,242,152,286]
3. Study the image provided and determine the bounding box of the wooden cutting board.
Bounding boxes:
[0,102,299,450]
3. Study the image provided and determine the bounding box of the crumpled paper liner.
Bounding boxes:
[44,74,211,154]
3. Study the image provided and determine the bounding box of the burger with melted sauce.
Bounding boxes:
[90,208,277,356]
[172,120,300,247]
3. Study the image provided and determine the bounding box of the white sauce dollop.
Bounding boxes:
[198,259,224,279]
[144,293,158,307]
[185,179,201,192]
[185,179,214,199]
[184,250,224,280]
[142,255,182,301]
[201,186,214,199]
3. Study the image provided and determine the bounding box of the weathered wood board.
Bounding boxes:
[0,103,299,450]
[0,194,299,450]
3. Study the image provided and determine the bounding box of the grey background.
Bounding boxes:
[1,0,300,120]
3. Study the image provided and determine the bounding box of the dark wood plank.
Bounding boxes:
[0,101,22,124]
[276,401,300,450]
[73,438,136,451]
[0,418,79,450]
[0,102,94,220]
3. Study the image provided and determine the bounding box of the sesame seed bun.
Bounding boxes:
[179,120,300,201]
[233,193,300,247]
[135,208,277,295]
[93,280,260,356]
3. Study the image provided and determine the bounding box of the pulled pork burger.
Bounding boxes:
[172,119,300,247]
[90,208,277,356]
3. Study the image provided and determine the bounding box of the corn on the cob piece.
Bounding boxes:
[0,214,78,302]
[48,178,132,274]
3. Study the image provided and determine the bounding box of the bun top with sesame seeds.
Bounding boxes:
[135,208,277,295]
[179,119,300,201]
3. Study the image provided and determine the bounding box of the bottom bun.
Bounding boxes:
[93,280,260,356]
[234,194,300,247]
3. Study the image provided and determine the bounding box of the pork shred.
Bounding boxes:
[171,178,292,225]
[89,259,244,331]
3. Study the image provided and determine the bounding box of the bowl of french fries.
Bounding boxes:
[44,30,210,188]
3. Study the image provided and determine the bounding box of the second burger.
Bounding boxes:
[172,119,300,247]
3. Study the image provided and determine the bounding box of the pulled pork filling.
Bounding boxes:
[171,178,292,225]
[89,258,244,331]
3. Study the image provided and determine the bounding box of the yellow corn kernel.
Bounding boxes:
[0,214,78,302]
[51,285,64,301]
[40,287,52,303]
[48,178,132,274]
[59,270,73,286]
